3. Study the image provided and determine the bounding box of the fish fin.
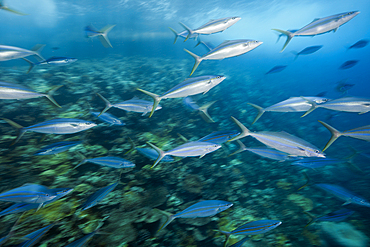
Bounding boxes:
[74,152,87,169]
[298,171,310,191]
[300,96,317,117]
[318,120,342,152]
[168,27,179,44]
[303,211,316,228]
[183,49,202,76]
[228,140,247,157]
[358,111,368,114]
[229,236,250,247]
[217,230,231,247]
[333,27,338,32]
[179,22,193,42]
[177,133,188,142]
[96,93,113,116]
[342,201,351,206]
[147,142,166,168]
[124,137,136,155]
[247,103,265,124]
[198,101,216,123]
[199,154,205,159]
[271,29,294,52]
[155,209,175,232]
[21,58,35,74]
[31,44,45,62]
[2,5,27,15]
[45,85,63,108]
[136,88,161,118]
[227,117,250,142]
[98,24,116,48]
[291,51,299,60]
[1,118,26,145]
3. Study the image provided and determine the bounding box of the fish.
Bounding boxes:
[34,141,82,156]
[0,82,62,108]
[301,96,370,117]
[17,223,56,247]
[348,39,369,49]
[0,0,27,15]
[292,45,322,60]
[0,44,45,62]
[183,96,217,123]
[316,183,370,207]
[1,118,97,145]
[273,11,360,52]
[198,130,240,144]
[157,200,233,232]
[229,237,250,247]
[179,17,241,41]
[90,112,125,126]
[219,220,282,245]
[291,157,342,169]
[81,182,118,211]
[318,121,370,151]
[137,75,226,117]
[229,140,295,162]
[336,83,355,94]
[168,27,199,44]
[228,117,325,158]
[304,208,354,227]
[184,39,262,75]
[265,65,287,74]
[84,24,116,48]
[248,96,330,124]
[96,93,162,117]
[339,60,359,69]
[147,141,221,168]
[0,187,73,216]
[74,155,135,169]
[136,147,174,162]
[23,56,78,73]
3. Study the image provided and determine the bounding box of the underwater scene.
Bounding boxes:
[1,0,370,246]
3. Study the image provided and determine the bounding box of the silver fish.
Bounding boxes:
[137,75,225,117]
[183,96,217,123]
[168,27,199,44]
[179,17,241,41]
[319,121,370,151]
[0,82,62,107]
[147,141,221,168]
[96,93,162,117]
[273,11,360,52]
[75,155,135,169]
[1,118,97,145]
[0,44,45,61]
[91,111,125,126]
[184,39,262,75]
[85,24,116,48]
[302,96,370,117]
[228,117,325,158]
[248,96,330,124]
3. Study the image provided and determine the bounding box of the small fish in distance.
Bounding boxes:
[339,60,358,70]
[348,39,369,50]
[80,182,119,211]
[91,111,125,126]
[265,65,287,74]
[85,24,116,48]
[292,45,323,60]
[34,141,82,156]
[304,208,354,227]
[23,56,77,73]
[273,11,359,52]
[74,154,135,169]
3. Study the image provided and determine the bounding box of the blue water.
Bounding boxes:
[1,0,370,246]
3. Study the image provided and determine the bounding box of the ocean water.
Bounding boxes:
[0,0,370,246]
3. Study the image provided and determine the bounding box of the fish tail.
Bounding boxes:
[291,51,299,60]
[147,142,166,169]
[1,118,26,145]
[179,22,193,42]
[168,27,179,44]
[2,5,27,15]
[46,85,63,108]
[303,211,316,228]
[124,137,136,155]
[227,116,250,142]
[300,96,317,117]
[98,24,116,48]
[136,88,161,118]
[272,29,294,52]
[218,230,231,247]
[97,93,113,117]
[31,44,45,61]
[298,171,310,191]
[318,121,342,152]
[198,101,217,123]
[177,133,188,142]
[155,209,175,232]
[247,103,265,124]
[228,140,246,157]
[22,58,35,73]
[74,152,87,169]
[184,49,202,76]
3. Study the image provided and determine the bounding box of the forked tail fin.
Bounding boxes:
[147,142,167,168]
[228,140,247,157]
[1,118,26,146]
[247,103,265,124]
[227,116,251,142]
[300,96,318,117]
[168,27,179,44]
[271,29,294,52]
[98,24,116,48]
[184,49,202,76]
[198,101,216,123]
[46,85,63,108]
[31,44,45,61]
[155,209,176,232]
[318,121,343,152]
[179,22,194,42]
[96,93,113,117]
[136,88,162,118]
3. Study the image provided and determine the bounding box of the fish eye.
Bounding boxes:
[314,150,320,153]
[216,76,221,79]
[232,17,236,19]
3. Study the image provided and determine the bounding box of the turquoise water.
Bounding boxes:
[0,0,370,246]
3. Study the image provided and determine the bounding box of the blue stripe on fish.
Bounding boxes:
[81,182,118,211]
